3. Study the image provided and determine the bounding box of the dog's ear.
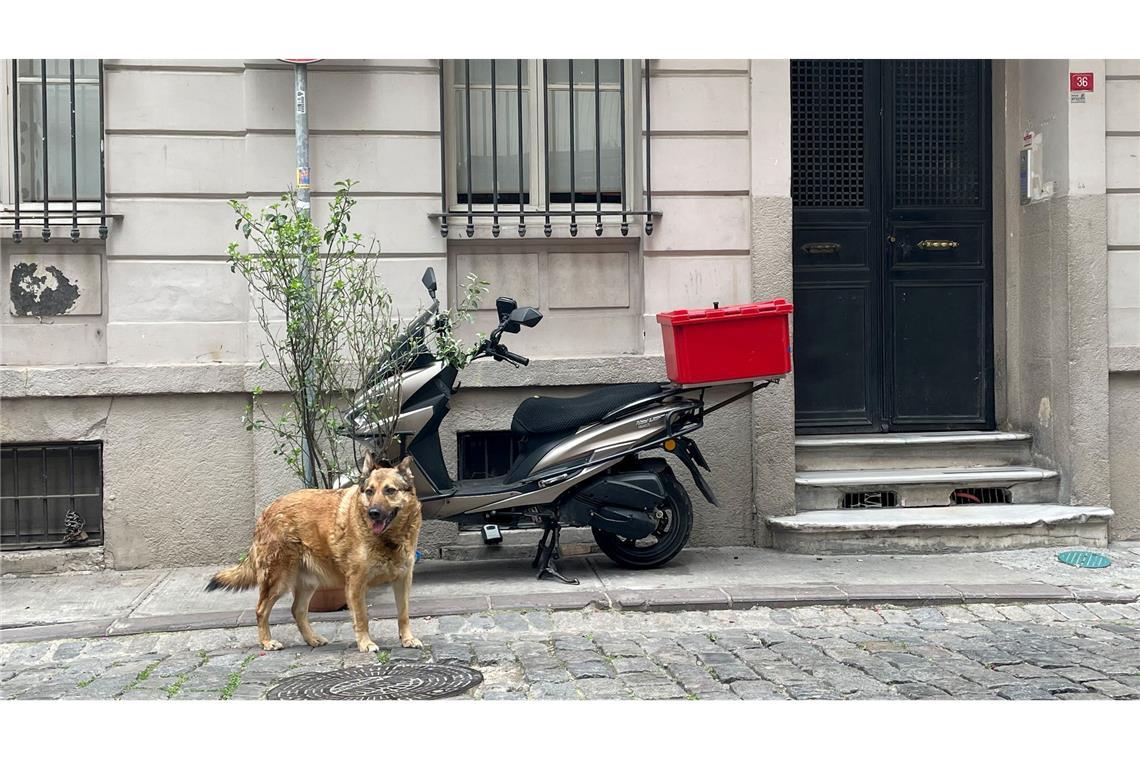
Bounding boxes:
[360,450,379,479]
[396,455,415,486]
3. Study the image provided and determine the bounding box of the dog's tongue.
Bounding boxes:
[372,519,389,536]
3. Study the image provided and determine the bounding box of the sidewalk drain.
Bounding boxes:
[266,663,483,700]
[1056,551,1111,569]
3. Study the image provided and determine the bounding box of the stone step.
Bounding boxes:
[794,464,1059,510]
[796,431,1034,471]
[767,503,1113,554]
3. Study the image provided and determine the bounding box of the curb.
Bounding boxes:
[1,583,1136,645]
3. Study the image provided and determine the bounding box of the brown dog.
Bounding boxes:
[206,453,423,652]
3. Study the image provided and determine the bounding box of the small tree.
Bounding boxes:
[228,179,486,488]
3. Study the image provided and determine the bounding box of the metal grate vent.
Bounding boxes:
[893,59,982,207]
[266,663,483,700]
[950,487,1011,505]
[840,491,898,509]
[791,60,865,209]
[0,442,103,549]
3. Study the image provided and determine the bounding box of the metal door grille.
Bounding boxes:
[893,60,982,207]
[791,60,865,208]
[950,487,1011,505]
[0,442,103,549]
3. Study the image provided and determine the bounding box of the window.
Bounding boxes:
[0,442,104,550]
[4,59,108,241]
[546,59,623,205]
[454,60,531,206]
[440,59,656,238]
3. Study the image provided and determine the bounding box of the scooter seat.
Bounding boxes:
[511,383,663,436]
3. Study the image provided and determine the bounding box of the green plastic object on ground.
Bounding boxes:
[1056,550,1111,569]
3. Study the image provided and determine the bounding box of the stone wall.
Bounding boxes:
[1105,59,1140,538]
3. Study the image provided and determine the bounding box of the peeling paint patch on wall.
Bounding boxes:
[10,262,82,316]
[5,253,103,317]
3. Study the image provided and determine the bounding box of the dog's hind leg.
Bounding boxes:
[291,574,329,648]
[256,576,286,651]
[392,566,422,649]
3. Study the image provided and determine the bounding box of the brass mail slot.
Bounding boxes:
[801,242,842,255]
[917,239,960,251]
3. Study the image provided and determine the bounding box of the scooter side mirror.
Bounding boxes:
[421,267,438,299]
[509,306,543,329]
[496,297,518,330]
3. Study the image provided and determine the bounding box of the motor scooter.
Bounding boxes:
[339,267,775,583]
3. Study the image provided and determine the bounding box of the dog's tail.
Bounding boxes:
[205,550,256,592]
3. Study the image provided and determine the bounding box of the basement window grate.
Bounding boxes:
[456,431,520,481]
[950,487,1012,505]
[0,442,103,550]
[840,491,898,509]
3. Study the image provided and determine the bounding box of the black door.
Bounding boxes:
[791,60,993,433]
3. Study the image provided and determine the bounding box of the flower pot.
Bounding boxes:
[308,587,347,613]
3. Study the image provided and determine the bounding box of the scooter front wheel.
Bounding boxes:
[592,471,693,569]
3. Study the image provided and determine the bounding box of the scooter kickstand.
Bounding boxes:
[534,523,579,585]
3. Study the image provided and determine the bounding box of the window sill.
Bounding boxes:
[429,210,660,240]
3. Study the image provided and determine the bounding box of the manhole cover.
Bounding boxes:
[1057,550,1111,569]
[266,663,483,700]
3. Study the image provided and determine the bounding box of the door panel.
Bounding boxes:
[890,281,988,425]
[791,60,882,432]
[792,59,992,433]
[792,284,876,428]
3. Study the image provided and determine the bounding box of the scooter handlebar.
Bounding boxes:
[498,348,529,366]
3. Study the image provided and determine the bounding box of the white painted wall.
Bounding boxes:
[1106,59,1140,349]
[3,59,760,367]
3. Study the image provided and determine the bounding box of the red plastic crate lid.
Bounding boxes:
[656,299,793,325]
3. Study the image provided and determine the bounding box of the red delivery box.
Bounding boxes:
[656,300,794,385]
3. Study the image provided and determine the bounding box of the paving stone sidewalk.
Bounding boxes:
[3,601,1138,700]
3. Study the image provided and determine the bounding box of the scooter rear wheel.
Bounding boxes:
[592,471,693,569]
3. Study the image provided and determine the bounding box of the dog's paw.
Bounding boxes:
[305,634,330,648]
[261,639,284,651]
[357,640,380,653]
[400,635,423,649]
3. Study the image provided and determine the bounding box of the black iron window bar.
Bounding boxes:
[5,59,108,242]
[0,442,103,550]
[435,59,656,238]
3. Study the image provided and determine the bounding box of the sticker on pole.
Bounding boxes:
[296,167,310,190]
[1056,550,1111,569]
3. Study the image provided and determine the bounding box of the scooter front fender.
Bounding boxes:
[671,437,718,507]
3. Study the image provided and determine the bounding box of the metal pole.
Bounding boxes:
[437,60,448,238]
[490,60,500,237]
[12,60,22,243]
[40,59,50,242]
[69,59,79,242]
[97,59,107,239]
[294,62,317,488]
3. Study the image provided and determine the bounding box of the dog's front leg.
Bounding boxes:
[345,573,378,652]
[393,565,422,649]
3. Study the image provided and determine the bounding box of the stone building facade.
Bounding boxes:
[1,59,1136,572]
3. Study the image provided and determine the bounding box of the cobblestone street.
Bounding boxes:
[2,601,1138,700]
